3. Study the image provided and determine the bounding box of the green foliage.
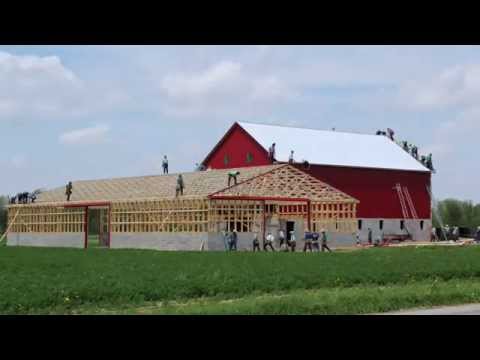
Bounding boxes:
[2,246,480,314]
[433,198,480,229]
[0,196,7,235]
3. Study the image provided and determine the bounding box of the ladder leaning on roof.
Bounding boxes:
[403,186,418,219]
[394,183,413,239]
[395,183,410,219]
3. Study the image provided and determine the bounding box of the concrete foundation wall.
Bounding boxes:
[7,232,84,248]
[111,232,208,251]
[358,218,431,242]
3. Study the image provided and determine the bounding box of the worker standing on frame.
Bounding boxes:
[228,171,240,187]
[65,182,73,202]
[162,155,169,174]
[176,174,184,197]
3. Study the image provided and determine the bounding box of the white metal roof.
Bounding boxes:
[238,122,430,172]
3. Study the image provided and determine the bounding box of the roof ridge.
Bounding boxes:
[238,121,381,138]
[66,164,281,185]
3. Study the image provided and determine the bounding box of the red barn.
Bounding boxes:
[201,122,432,243]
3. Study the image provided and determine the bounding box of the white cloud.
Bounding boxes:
[59,124,110,145]
[160,60,295,117]
[11,154,27,169]
[398,64,480,110]
[0,51,85,120]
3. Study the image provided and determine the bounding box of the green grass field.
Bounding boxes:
[1,245,480,314]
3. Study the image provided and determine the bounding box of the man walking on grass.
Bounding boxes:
[264,232,275,251]
[303,230,313,252]
[278,229,286,248]
[252,232,261,252]
[289,231,297,252]
[229,229,238,251]
[321,229,332,252]
[312,231,320,252]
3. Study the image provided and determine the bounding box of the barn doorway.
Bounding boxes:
[286,221,295,241]
[86,207,110,248]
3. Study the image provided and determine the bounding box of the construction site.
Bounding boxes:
[4,122,434,251]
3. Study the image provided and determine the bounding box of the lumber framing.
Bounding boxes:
[7,165,358,236]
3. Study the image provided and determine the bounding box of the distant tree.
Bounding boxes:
[0,196,7,235]
[433,198,480,230]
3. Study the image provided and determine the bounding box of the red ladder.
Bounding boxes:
[395,183,410,219]
[403,186,418,219]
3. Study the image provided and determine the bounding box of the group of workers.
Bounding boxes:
[376,128,395,141]
[8,191,37,204]
[375,128,434,171]
[401,141,434,171]
[223,228,333,252]
[432,225,480,243]
[354,228,385,247]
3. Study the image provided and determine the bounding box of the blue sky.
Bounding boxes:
[1,45,479,202]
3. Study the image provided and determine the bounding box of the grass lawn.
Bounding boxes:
[1,245,480,314]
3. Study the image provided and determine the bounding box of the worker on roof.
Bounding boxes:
[387,128,395,141]
[402,141,409,152]
[426,153,433,171]
[321,229,332,252]
[288,150,294,164]
[268,143,276,161]
[162,155,169,174]
[412,145,419,160]
[176,174,184,197]
[228,171,240,187]
[65,182,73,202]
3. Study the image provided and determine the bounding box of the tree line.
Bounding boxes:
[433,198,480,230]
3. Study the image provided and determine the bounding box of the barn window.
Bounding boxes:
[223,154,230,166]
[400,220,405,230]
[358,219,362,230]
[246,152,253,163]
[420,220,424,230]
[379,220,384,230]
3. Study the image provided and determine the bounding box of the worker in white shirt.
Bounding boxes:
[264,232,275,252]
[278,229,286,248]
[289,231,297,252]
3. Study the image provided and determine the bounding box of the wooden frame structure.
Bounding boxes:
[6,165,359,243]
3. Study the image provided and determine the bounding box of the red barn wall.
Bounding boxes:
[298,164,431,219]
[204,125,271,169]
[203,124,431,220]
